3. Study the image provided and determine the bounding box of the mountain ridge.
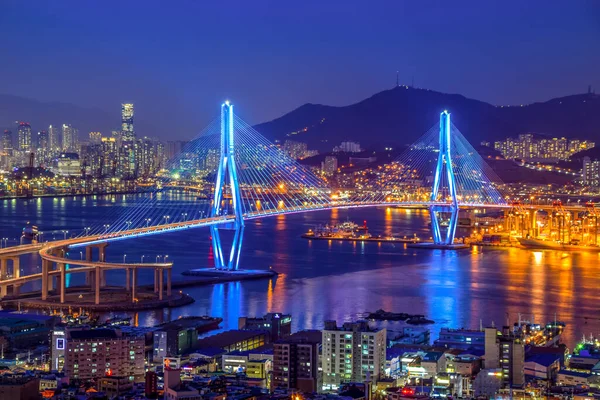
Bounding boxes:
[254,86,600,151]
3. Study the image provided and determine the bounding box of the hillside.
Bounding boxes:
[254,87,600,151]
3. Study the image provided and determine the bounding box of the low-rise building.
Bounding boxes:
[0,374,40,400]
[98,375,133,397]
[239,313,292,342]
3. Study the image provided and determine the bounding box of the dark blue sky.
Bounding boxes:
[1,0,599,139]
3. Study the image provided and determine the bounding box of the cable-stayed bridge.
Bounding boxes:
[0,101,511,303]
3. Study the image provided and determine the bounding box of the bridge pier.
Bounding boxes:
[125,268,130,291]
[0,284,6,298]
[154,269,158,293]
[158,269,164,300]
[41,259,49,300]
[167,269,171,297]
[59,263,66,304]
[95,266,100,305]
[0,258,7,279]
[131,268,137,303]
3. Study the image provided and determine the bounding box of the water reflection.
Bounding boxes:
[2,197,600,346]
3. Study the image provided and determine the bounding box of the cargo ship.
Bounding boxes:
[518,237,600,252]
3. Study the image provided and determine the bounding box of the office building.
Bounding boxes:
[239,312,292,342]
[322,156,338,175]
[89,131,102,144]
[61,124,77,152]
[56,153,81,176]
[60,328,145,381]
[434,327,485,350]
[484,327,524,387]
[321,320,386,391]
[2,130,12,154]
[196,330,269,353]
[121,103,135,142]
[17,122,32,152]
[36,130,48,151]
[272,330,321,393]
[153,317,209,360]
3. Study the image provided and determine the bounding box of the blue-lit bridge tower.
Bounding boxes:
[210,101,245,270]
[429,111,459,245]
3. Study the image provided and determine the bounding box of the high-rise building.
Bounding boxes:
[2,130,13,154]
[121,103,135,142]
[321,320,386,392]
[57,328,145,381]
[48,125,59,153]
[37,130,48,151]
[17,122,32,152]
[101,137,118,177]
[322,156,338,175]
[62,124,77,152]
[484,327,524,388]
[89,131,102,144]
[272,330,321,393]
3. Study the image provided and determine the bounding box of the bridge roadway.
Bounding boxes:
[0,200,584,305]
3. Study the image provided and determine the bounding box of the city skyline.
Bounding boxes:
[1,1,599,139]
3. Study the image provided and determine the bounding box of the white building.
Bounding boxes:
[321,320,386,392]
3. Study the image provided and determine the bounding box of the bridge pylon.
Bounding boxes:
[429,110,459,245]
[210,101,245,270]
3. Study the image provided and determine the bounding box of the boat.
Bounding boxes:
[367,309,410,321]
[518,237,600,252]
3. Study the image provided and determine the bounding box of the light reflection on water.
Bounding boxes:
[1,195,599,346]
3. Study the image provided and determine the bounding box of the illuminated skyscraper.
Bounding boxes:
[2,130,13,154]
[48,125,59,153]
[62,124,78,152]
[121,103,135,142]
[37,130,48,150]
[17,122,32,152]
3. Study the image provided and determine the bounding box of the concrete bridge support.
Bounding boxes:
[158,269,164,300]
[59,263,66,304]
[167,269,172,297]
[131,268,137,303]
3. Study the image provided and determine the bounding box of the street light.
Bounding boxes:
[103,224,110,233]
[141,255,146,263]
[145,218,151,227]
[181,213,188,221]
[123,254,127,263]
[79,251,83,260]
[84,227,91,236]
[163,215,170,224]
[156,255,162,263]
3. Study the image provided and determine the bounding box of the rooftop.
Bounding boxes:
[196,330,267,350]
[275,330,322,344]
[69,329,119,340]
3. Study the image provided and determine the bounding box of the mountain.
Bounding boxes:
[254,86,600,151]
[0,94,113,136]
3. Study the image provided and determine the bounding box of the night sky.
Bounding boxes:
[1,0,599,139]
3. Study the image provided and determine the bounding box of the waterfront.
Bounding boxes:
[1,194,599,347]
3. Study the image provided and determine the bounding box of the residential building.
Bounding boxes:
[239,312,292,342]
[334,141,362,153]
[322,156,338,175]
[321,320,386,391]
[61,123,78,152]
[48,125,59,153]
[62,328,145,381]
[284,140,309,159]
[36,130,48,151]
[272,330,321,393]
[2,130,13,154]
